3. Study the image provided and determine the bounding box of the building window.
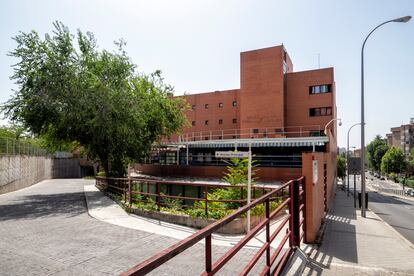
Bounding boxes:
[204,137,209,140]
[309,84,332,94]
[192,121,196,126]
[309,107,332,117]
[192,104,196,110]
[232,118,237,124]
[205,120,209,125]
[219,103,223,108]
[253,129,259,134]
[205,104,209,109]
[232,101,237,107]
[218,119,223,125]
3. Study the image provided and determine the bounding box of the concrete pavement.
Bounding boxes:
[0,179,280,275]
[85,183,289,248]
[302,187,414,275]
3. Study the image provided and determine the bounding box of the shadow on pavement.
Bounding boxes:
[368,191,411,205]
[0,191,87,221]
[303,188,358,276]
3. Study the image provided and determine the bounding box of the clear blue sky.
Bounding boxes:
[1,0,413,148]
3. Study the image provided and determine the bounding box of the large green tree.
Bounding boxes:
[366,135,389,173]
[381,147,406,174]
[2,22,187,176]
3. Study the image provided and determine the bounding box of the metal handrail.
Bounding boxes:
[119,176,306,276]
[96,176,277,216]
[175,125,324,143]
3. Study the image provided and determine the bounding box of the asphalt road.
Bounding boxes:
[343,176,414,244]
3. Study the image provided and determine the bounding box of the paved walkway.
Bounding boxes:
[301,187,414,275]
[0,179,277,275]
[85,184,288,248]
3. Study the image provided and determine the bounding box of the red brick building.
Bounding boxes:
[139,44,337,181]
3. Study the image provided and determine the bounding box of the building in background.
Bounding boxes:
[138,44,337,181]
[386,118,414,156]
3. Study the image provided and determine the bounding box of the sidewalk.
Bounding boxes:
[84,184,288,248]
[301,187,414,275]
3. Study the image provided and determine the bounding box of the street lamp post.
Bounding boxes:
[324,118,342,136]
[360,15,411,218]
[347,123,362,197]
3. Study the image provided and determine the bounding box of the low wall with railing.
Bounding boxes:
[136,164,301,182]
[118,177,306,275]
[96,176,284,234]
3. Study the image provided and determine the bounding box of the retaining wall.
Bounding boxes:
[0,155,53,194]
[0,155,88,194]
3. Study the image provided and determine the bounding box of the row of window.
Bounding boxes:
[309,107,332,117]
[309,84,332,94]
[192,101,237,110]
[192,118,237,126]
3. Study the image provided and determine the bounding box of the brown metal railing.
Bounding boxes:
[96,177,278,217]
[116,177,306,276]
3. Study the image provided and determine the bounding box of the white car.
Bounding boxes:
[405,188,413,196]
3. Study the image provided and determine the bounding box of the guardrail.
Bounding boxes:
[370,184,414,198]
[0,137,48,156]
[96,177,278,217]
[176,126,324,143]
[115,176,306,275]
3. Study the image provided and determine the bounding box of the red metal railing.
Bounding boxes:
[96,177,278,217]
[118,177,306,276]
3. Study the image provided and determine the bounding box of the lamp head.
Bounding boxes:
[339,121,342,127]
[392,16,411,23]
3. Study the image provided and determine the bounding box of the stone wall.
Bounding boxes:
[0,155,53,194]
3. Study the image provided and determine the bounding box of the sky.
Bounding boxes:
[0,0,413,148]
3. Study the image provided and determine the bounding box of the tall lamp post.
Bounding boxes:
[347,123,362,197]
[360,15,411,218]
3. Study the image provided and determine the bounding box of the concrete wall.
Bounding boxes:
[0,155,53,194]
[0,156,86,194]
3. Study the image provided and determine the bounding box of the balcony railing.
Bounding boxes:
[173,125,324,143]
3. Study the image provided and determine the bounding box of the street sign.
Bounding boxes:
[215,151,249,158]
[312,160,318,184]
[348,157,361,174]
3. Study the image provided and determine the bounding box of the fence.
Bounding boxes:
[97,176,306,275]
[0,137,48,156]
[370,184,414,198]
[176,126,324,143]
[96,177,279,217]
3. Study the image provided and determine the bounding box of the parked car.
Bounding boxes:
[405,188,414,196]
[380,177,385,180]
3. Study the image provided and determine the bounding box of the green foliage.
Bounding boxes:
[160,193,182,211]
[337,155,346,179]
[96,171,106,177]
[367,135,389,172]
[2,22,187,177]
[222,157,258,185]
[381,147,406,174]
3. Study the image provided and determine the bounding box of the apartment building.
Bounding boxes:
[139,44,337,181]
[386,118,414,156]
